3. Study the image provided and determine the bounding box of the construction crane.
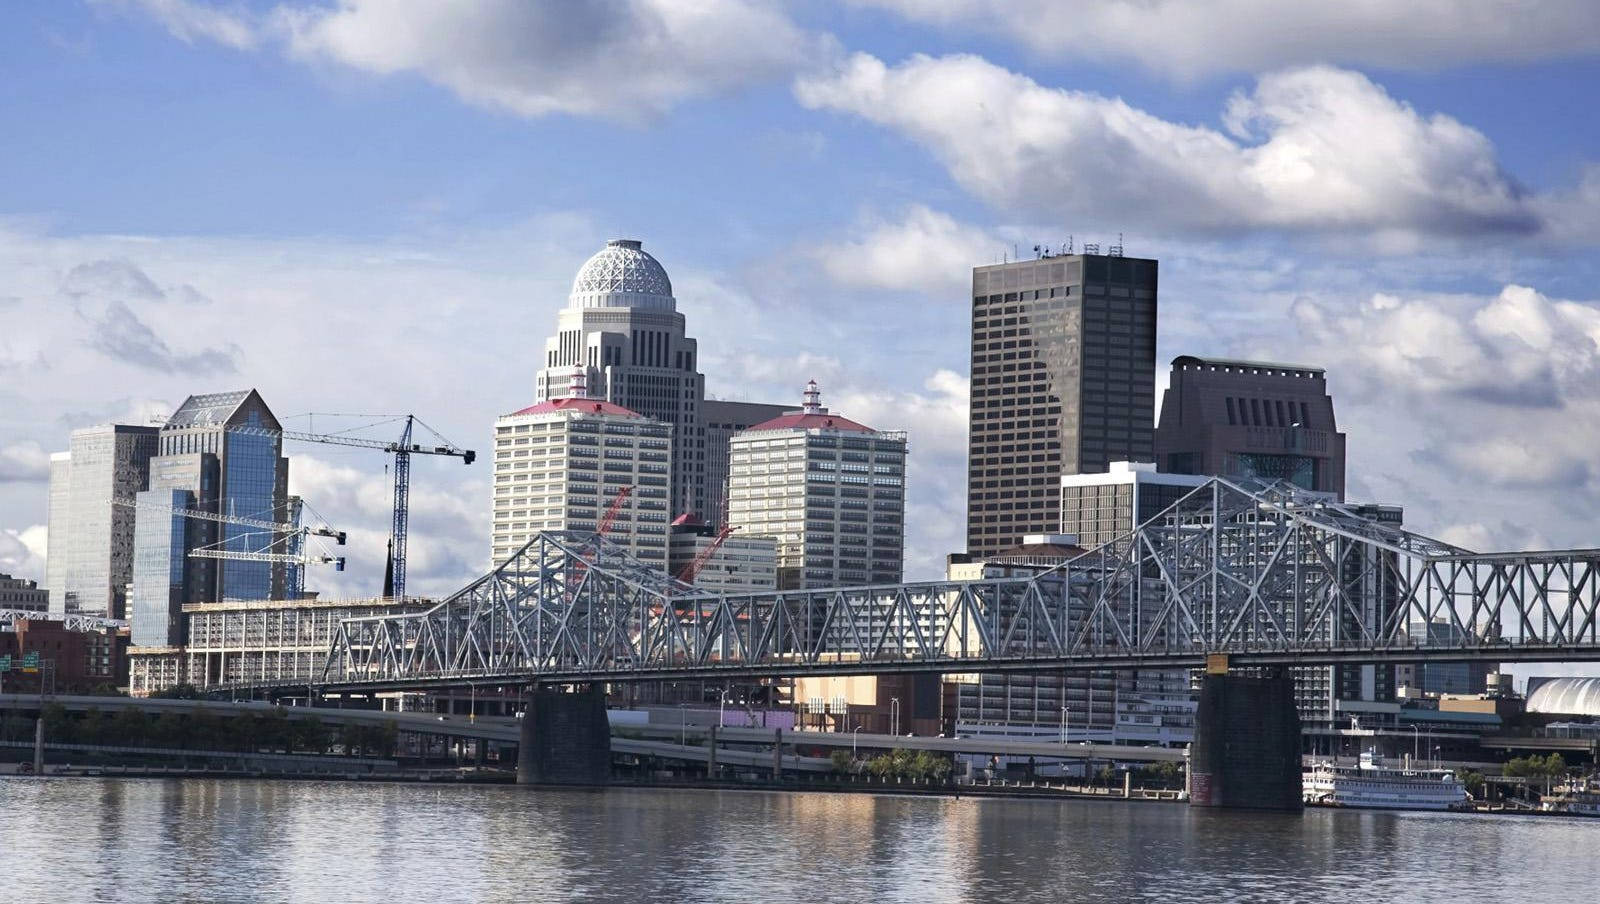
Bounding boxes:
[597,485,634,537]
[111,496,347,595]
[676,525,738,586]
[275,414,474,600]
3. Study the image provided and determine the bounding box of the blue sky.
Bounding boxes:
[4,0,1600,670]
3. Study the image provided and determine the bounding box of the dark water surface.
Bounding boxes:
[1,779,1593,902]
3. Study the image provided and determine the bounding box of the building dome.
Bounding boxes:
[569,239,674,310]
[1526,676,1600,716]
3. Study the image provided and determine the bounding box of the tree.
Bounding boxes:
[152,684,202,700]
[829,750,854,774]
[1455,768,1486,798]
[41,703,73,745]
[112,707,151,748]
[294,716,331,754]
[78,707,110,746]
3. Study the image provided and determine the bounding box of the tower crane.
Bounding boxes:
[249,414,474,600]
[597,485,634,537]
[676,525,738,586]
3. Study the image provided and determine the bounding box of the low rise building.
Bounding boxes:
[668,516,778,592]
[1,616,127,693]
[0,573,48,612]
[128,596,428,695]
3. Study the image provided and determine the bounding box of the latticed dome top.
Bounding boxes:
[569,239,674,309]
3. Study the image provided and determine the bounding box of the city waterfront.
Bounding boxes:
[2,779,1595,903]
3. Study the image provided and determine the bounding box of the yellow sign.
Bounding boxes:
[1205,653,1229,675]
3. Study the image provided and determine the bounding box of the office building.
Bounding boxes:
[491,376,674,571]
[702,399,789,523]
[1059,460,1208,548]
[727,382,906,589]
[533,239,707,519]
[127,390,292,647]
[0,573,48,612]
[128,595,428,696]
[1396,619,1495,697]
[45,423,160,618]
[668,516,778,592]
[944,537,1194,746]
[2,617,126,694]
[1155,355,1346,498]
[967,250,1158,558]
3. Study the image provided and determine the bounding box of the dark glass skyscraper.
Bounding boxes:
[966,252,1158,557]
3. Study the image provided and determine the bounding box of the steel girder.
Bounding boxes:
[305,480,1600,691]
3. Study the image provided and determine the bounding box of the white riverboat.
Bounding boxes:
[1303,750,1470,811]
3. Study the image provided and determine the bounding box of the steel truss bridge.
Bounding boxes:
[302,478,1600,693]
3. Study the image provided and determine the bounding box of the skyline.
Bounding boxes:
[4,0,1600,639]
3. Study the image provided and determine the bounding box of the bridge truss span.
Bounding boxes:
[314,479,1600,691]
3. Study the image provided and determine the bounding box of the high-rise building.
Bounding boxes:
[129,390,291,618]
[0,573,48,612]
[702,399,789,524]
[534,239,707,520]
[1154,355,1346,498]
[668,517,779,592]
[45,424,159,618]
[727,382,906,590]
[966,251,1158,558]
[1059,460,1208,548]
[491,381,674,571]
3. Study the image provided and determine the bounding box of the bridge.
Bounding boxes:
[305,477,1600,691]
[210,476,1600,806]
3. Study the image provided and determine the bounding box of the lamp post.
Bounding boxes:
[852,725,861,758]
[1409,724,1419,765]
[1061,704,1069,745]
[890,697,900,736]
[679,702,691,748]
[718,689,728,728]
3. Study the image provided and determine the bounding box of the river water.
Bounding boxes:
[1,779,1593,903]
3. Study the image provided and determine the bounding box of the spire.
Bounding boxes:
[801,379,825,415]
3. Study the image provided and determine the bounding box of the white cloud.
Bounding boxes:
[116,0,830,123]
[806,205,1006,294]
[797,55,1544,242]
[855,0,1600,79]
[0,526,48,581]
[103,0,258,50]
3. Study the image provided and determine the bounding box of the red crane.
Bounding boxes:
[676,525,739,586]
[597,485,633,537]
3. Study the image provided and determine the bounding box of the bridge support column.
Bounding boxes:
[707,726,718,779]
[516,685,611,786]
[1189,672,1301,811]
[33,717,44,775]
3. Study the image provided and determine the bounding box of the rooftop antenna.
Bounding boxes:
[1033,244,1042,259]
[1109,232,1124,257]
[1083,241,1100,255]
[1066,235,1074,254]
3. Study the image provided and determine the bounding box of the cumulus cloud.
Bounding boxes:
[855,0,1600,79]
[797,55,1544,242]
[0,526,48,581]
[117,0,830,123]
[806,205,1007,294]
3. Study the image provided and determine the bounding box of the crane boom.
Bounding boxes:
[597,485,633,537]
[677,525,738,585]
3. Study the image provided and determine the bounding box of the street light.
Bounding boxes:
[1409,724,1419,765]
[1061,704,1069,745]
[679,702,691,748]
[718,689,728,727]
[852,725,861,758]
[890,697,900,736]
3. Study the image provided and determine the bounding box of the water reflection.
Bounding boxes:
[2,779,1595,903]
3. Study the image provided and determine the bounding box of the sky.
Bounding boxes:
[3,2,1600,684]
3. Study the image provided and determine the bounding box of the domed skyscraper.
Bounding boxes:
[534,239,708,522]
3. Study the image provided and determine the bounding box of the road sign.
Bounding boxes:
[21,651,39,673]
[0,655,10,671]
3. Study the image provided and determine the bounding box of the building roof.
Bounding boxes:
[165,390,257,428]
[507,397,642,418]
[992,540,1087,561]
[570,239,673,306]
[746,411,877,433]
[1171,354,1324,375]
[1527,677,1600,716]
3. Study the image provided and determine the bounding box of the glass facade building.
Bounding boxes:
[130,488,192,647]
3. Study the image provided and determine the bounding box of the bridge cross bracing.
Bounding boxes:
[304,478,1600,692]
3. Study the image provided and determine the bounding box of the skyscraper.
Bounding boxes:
[490,381,674,571]
[534,239,707,520]
[727,382,906,589]
[966,250,1158,558]
[1154,355,1346,498]
[45,424,159,618]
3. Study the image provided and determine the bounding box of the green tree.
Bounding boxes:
[111,707,151,747]
[152,684,201,700]
[294,716,331,754]
[78,707,109,746]
[188,707,223,750]
[1455,768,1486,798]
[259,709,292,752]
[829,750,854,774]
[1503,756,1532,778]
[41,703,75,745]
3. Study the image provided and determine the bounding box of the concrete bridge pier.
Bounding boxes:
[1188,670,1302,810]
[515,685,611,786]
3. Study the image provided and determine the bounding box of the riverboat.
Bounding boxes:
[1541,782,1600,817]
[1303,750,1470,811]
